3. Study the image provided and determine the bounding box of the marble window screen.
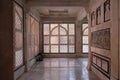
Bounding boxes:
[43,24,75,53]
[14,2,24,69]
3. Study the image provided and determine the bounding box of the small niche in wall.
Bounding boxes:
[91,11,95,27]
[104,0,111,22]
[96,6,101,25]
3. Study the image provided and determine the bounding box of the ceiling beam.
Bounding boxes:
[41,16,76,22]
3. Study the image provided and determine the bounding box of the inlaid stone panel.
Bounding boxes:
[102,60,109,72]
[97,58,102,67]
[91,28,110,50]
[92,53,111,78]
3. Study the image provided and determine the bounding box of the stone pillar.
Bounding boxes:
[39,20,43,53]
[0,0,14,80]
[75,20,82,57]
[111,0,119,79]
[87,13,92,70]
[24,13,30,71]
[118,0,120,80]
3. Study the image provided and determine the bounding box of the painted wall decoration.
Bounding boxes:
[96,6,101,25]
[104,0,110,22]
[14,3,23,68]
[91,28,110,50]
[91,11,95,27]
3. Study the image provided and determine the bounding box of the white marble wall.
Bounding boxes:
[89,0,119,80]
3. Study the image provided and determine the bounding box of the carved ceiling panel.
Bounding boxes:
[26,0,90,7]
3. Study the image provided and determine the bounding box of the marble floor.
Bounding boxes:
[18,58,100,80]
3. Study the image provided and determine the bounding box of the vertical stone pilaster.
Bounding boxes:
[111,0,119,79]
[87,12,92,70]
[118,0,120,80]
[0,0,14,80]
[75,20,82,57]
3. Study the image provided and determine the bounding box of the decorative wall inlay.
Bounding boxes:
[14,2,23,69]
[91,28,110,50]
[92,52,111,78]
[91,11,95,27]
[96,6,101,25]
[104,0,110,22]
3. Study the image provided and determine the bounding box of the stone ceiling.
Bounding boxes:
[33,7,85,18]
[26,0,89,20]
[26,0,90,7]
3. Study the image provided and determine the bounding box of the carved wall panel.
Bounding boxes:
[91,28,110,50]
[92,53,111,78]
